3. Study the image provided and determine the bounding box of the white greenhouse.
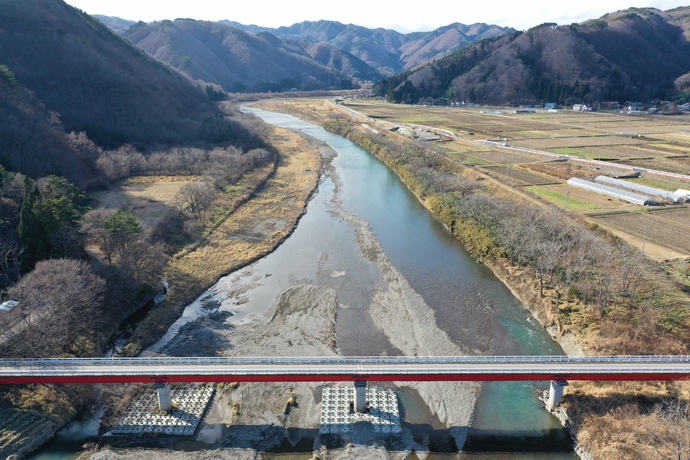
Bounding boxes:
[594,176,685,203]
[567,178,658,206]
[675,189,690,201]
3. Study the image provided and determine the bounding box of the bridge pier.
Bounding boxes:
[548,380,568,410]
[154,383,173,412]
[354,381,367,413]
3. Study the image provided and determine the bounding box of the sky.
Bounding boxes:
[63,0,690,32]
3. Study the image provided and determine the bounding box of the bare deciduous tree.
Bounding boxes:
[0,240,23,288]
[645,399,690,460]
[2,259,106,358]
[177,181,217,224]
[119,236,169,286]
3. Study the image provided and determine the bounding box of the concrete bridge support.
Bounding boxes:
[354,381,367,413]
[154,382,173,412]
[548,380,568,410]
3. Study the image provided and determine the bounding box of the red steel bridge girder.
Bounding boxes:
[2,373,690,385]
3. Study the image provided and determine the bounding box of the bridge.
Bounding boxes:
[2,355,689,412]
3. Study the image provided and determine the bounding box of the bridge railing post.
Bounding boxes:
[548,380,568,410]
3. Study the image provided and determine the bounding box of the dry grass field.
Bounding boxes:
[90,177,195,229]
[338,100,690,259]
[125,123,322,353]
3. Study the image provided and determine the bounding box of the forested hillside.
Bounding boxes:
[375,7,690,105]
[0,0,228,150]
[94,14,134,34]
[0,69,95,184]
[124,19,364,92]
[0,0,270,300]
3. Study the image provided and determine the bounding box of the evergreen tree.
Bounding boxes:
[101,210,142,264]
[18,176,42,262]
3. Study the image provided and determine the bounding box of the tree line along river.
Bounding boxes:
[30,106,577,459]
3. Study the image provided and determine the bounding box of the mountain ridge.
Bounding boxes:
[96,15,514,84]
[124,19,360,92]
[222,19,517,75]
[0,0,259,184]
[375,7,690,105]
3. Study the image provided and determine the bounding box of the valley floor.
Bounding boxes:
[24,97,687,460]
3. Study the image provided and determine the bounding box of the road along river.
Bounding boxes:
[142,106,577,458]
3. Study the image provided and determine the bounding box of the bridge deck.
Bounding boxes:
[1,356,689,384]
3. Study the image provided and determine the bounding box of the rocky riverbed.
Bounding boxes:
[86,132,481,459]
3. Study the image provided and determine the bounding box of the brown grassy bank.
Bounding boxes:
[122,124,321,354]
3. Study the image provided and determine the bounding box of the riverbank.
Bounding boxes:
[129,119,481,456]
[122,123,322,355]
[266,97,690,460]
[79,98,685,460]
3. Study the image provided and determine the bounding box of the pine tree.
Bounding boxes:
[18,176,41,263]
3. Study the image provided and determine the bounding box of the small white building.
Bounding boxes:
[572,104,591,112]
[0,300,19,312]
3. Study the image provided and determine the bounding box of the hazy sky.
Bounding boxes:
[64,0,690,32]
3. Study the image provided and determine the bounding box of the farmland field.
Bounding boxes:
[503,167,561,185]
[593,208,690,256]
[620,157,690,175]
[575,145,670,159]
[525,185,599,211]
[515,135,648,149]
[464,149,545,164]
[334,100,690,260]
[527,183,635,210]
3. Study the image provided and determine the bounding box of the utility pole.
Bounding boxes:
[642,226,648,254]
[564,191,570,211]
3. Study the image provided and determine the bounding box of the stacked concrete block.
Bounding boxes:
[111,385,214,436]
[319,384,401,435]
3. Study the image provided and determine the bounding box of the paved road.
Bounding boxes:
[1,356,689,384]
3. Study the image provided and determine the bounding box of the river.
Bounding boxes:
[166,106,574,458]
[30,106,576,459]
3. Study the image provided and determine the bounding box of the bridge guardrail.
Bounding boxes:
[2,355,690,367]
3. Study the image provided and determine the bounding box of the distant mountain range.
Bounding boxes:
[4,2,690,187]
[220,20,516,75]
[122,19,370,92]
[95,15,515,92]
[375,7,690,106]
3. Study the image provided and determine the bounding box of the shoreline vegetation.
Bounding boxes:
[0,111,322,459]
[252,97,690,459]
[123,122,322,355]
